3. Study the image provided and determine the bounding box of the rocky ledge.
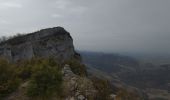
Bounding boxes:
[62,65,97,100]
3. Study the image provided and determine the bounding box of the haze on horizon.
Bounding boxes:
[0,0,170,55]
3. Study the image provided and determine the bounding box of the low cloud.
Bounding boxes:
[51,14,63,18]
[0,1,22,9]
[55,0,70,9]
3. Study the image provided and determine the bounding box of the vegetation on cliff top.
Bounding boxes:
[0,58,63,99]
[0,57,89,99]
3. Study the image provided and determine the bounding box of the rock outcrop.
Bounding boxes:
[62,65,97,100]
[0,27,76,62]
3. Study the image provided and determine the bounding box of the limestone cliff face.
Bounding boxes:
[0,27,76,62]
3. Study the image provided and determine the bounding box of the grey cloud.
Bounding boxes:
[0,1,23,9]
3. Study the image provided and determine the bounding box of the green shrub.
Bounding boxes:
[15,57,61,80]
[26,58,62,98]
[92,77,112,100]
[0,57,63,99]
[0,59,20,99]
[15,64,32,80]
[65,59,87,76]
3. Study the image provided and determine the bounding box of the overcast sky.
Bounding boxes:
[0,0,170,54]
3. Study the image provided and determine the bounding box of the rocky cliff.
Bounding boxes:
[0,27,76,62]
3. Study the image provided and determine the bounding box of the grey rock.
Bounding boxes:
[0,27,77,62]
[62,65,97,100]
[77,95,85,100]
[75,91,80,96]
[110,94,116,100]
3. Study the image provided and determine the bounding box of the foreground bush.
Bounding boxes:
[65,58,87,76]
[0,59,20,99]
[26,58,62,98]
[0,57,63,99]
[92,77,112,100]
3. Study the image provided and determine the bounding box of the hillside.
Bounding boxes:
[0,27,149,100]
[80,51,170,100]
[0,27,108,100]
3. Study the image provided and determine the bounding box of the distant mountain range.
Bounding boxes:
[79,51,170,100]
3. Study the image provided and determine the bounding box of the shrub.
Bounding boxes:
[15,63,32,80]
[0,57,63,99]
[15,57,61,80]
[65,58,87,76]
[92,77,112,100]
[26,58,62,98]
[0,59,20,99]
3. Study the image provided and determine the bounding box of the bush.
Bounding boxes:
[15,63,32,80]
[26,58,62,98]
[65,59,87,76]
[15,57,61,80]
[92,77,112,100]
[0,57,63,99]
[0,59,20,99]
